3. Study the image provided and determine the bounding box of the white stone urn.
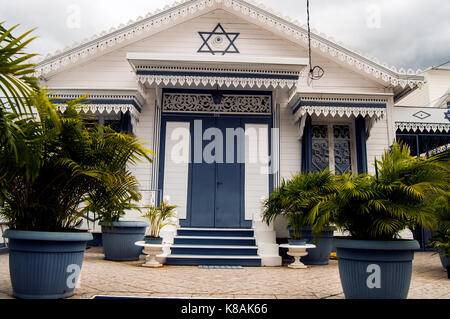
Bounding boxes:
[280,244,316,269]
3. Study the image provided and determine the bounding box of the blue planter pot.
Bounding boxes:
[438,249,449,269]
[101,221,148,261]
[334,238,420,299]
[300,228,334,265]
[144,237,163,245]
[3,230,92,299]
[288,239,307,245]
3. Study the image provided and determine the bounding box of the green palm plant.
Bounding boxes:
[311,142,450,240]
[262,170,338,240]
[141,201,177,238]
[82,123,155,224]
[0,91,154,231]
[0,22,41,167]
[0,22,38,114]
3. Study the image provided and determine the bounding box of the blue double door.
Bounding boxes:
[187,116,247,229]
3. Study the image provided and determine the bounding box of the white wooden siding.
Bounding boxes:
[366,116,390,175]
[279,93,301,180]
[396,69,450,107]
[426,69,450,106]
[126,91,156,221]
[274,92,301,237]
[309,56,386,94]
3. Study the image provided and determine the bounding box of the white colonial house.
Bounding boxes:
[394,66,450,157]
[34,0,449,266]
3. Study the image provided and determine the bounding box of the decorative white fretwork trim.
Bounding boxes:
[294,105,386,121]
[35,0,424,90]
[293,96,387,122]
[48,89,143,134]
[395,122,450,133]
[139,74,297,89]
[163,92,272,114]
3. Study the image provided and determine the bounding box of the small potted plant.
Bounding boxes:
[85,149,153,262]
[263,170,337,263]
[141,201,177,244]
[313,143,449,298]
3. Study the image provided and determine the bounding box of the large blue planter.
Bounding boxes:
[438,249,449,269]
[300,228,334,265]
[3,230,92,299]
[334,238,420,299]
[101,221,148,261]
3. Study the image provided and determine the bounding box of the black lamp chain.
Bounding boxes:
[306,0,324,81]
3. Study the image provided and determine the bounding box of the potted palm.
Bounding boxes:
[0,23,154,297]
[313,143,449,299]
[263,170,337,264]
[0,24,90,299]
[141,201,177,244]
[84,130,154,262]
[86,193,150,262]
[0,90,154,298]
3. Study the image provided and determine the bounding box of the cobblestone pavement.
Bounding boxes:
[0,248,448,299]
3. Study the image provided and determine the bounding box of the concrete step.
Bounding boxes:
[171,245,258,256]
[174,236,256,246]
[177,228,254,238]
[165,254,261,267]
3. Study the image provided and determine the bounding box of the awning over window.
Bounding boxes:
[47,89,144,134]
[127,53,308,89]
[393,106,450,132]
[290,95,387,123]
[48,89,143,118]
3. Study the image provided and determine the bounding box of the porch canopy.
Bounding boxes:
[127,53,308,89]
[289,93,388,123]
[48,88,145,134]
[393,106,450,133]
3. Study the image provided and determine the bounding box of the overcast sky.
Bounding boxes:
[1,0,449,70]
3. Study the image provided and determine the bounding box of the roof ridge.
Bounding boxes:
[34,0,425,89]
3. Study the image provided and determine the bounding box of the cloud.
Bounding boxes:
[0,0,448,69]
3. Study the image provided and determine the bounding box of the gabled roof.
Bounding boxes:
[35,0,424,95]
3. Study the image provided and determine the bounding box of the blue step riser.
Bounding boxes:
[174,238,256,246]
[177,230,254,237]
[171,248,258,256]
[166,258,261,267]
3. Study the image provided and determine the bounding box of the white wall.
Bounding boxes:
[366,115,390,175]
[396,69,450,107]
[125,89,157,221]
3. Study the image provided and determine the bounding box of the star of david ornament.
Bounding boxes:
[198,24,240,55]
[445,110,450,122]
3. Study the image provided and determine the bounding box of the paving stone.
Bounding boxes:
[0,251,448,299]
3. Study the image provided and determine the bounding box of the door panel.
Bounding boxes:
[189,118,216,227]
[215,118,243,228]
